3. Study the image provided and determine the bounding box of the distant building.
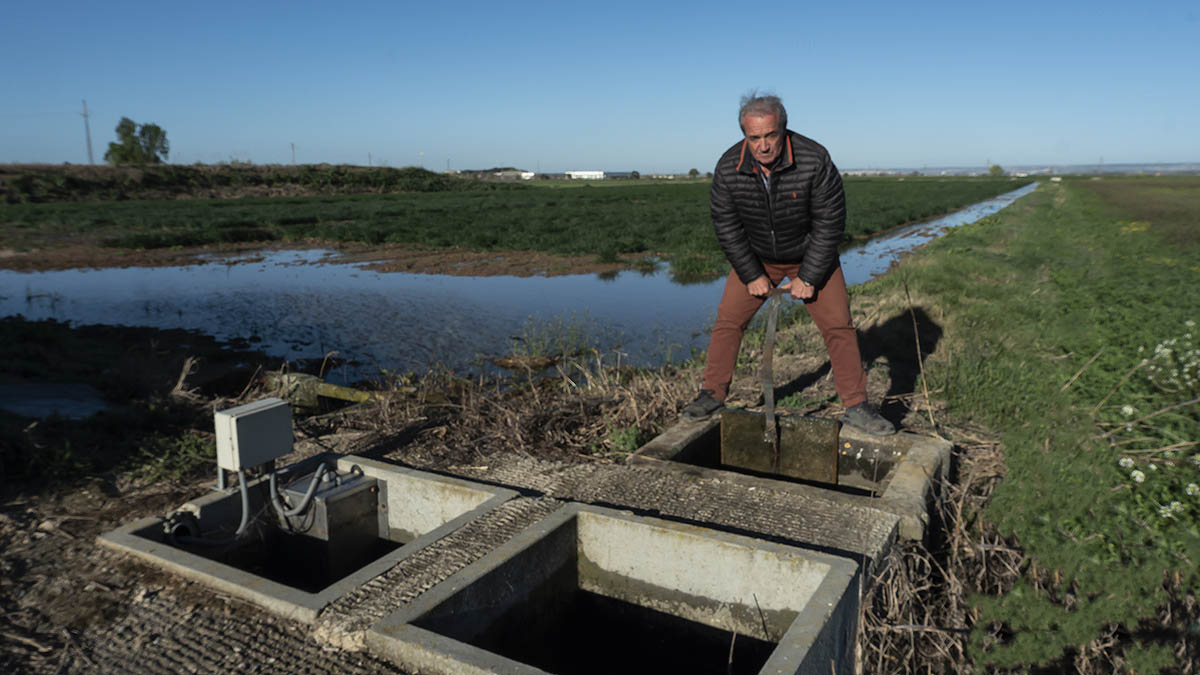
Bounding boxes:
[841,169,901,177]
[566,170,605,180]
[492,169,535,180]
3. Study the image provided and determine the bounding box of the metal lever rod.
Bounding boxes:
[761,291,782,472]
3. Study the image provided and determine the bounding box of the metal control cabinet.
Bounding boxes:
[282,472,383,584]
[215,397,293,471]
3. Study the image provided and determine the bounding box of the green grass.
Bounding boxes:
[860,176,1200,670]
[1,176,1031,282]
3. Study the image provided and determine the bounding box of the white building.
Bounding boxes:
[565,170,605,180]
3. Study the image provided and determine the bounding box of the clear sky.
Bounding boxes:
[2,0,1197,172]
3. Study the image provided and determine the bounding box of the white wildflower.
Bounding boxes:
[1160,505,1174,518]
[1149,463,1158,471]
[1121,405,1135,417]
[1118,457,1135,469]
[1187,483,1200,497]
[1170,501,1185,513]
[1131,470,1146,483]
[1186,319,1196,328]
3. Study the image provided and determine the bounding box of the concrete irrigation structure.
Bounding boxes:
[95,408,951,674]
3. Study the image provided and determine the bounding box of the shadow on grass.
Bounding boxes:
[773,306,942,426]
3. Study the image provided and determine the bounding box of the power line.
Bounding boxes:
[81,100,94,164]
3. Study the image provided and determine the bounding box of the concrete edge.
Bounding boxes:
[97,521,323,623]
[307,456,518,605]
[872,433,952,541]
[628,416,720,462]
[96,453,521,624]
[368,503,862,674]
[366,623,551,675]
[765,552,861,675]
[579,503,862,573]
[372,503,578,632]
[335,455,519,499]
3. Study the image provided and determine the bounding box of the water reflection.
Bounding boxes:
[1,183,1036,384]
[839,181,1037,286]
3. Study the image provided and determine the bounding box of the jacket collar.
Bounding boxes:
[735,131,795,175]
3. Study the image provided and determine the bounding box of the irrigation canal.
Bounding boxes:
[2,183,1036,385]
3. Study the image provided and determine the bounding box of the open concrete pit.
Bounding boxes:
[368,503,860,675]
[98,454,517,623]
[629,413,952,541]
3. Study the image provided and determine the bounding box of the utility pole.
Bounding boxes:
[81,100,94,164]
[291,143,296,164]
[368,152,372,167]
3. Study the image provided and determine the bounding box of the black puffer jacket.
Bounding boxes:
[710,130,846,287]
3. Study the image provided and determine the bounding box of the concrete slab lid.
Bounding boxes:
[630,416,951,541]
[97,453,519,623]
[368,503,861,675]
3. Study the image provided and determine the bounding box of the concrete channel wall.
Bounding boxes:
[368,505,861,675]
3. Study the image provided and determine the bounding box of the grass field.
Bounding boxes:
[857,175,1200,670]
[0,173,1031,280]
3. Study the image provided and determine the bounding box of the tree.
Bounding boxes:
[630,170,640,179]
[988,164,1004,177]
[104,117,169,165]
[688,168,699,178]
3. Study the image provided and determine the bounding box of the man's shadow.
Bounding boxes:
[776,306,943,427]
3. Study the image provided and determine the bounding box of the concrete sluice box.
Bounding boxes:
[98,455,517,622]
[629,414,952,541]
[368,504,860,675]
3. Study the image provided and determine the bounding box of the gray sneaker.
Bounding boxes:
[681,389,724,420]
[839,402,896,436]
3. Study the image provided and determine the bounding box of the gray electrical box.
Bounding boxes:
[281,471,383,583]
[214,397,293,471]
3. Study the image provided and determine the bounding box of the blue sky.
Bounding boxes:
[2,0,1197,172]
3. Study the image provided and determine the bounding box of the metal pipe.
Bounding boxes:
[269,463,330,519]
[169,469,251,546]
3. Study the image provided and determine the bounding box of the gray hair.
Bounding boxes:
[738,92,787,131]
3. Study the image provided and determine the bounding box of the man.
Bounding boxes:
[681,93,894,436]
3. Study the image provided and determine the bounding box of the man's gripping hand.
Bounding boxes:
[746,276,771,297]
[789,279,815,301]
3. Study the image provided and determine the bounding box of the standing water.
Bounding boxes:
[1,183,1036,384]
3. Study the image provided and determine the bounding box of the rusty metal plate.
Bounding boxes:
[719,409,840,484]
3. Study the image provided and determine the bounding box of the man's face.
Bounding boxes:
[741,113,784,166]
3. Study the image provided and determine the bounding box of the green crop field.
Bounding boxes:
[0,170,1030,281]
[857,175,1200,670]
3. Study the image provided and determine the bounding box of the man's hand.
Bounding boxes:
[746,276,771,297]
[790,280,815,301]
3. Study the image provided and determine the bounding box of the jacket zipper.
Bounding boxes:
[762,170,779,259]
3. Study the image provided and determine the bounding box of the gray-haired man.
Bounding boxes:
[682,93,894,436]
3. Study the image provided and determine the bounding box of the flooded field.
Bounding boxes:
[1,183,1036,384]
